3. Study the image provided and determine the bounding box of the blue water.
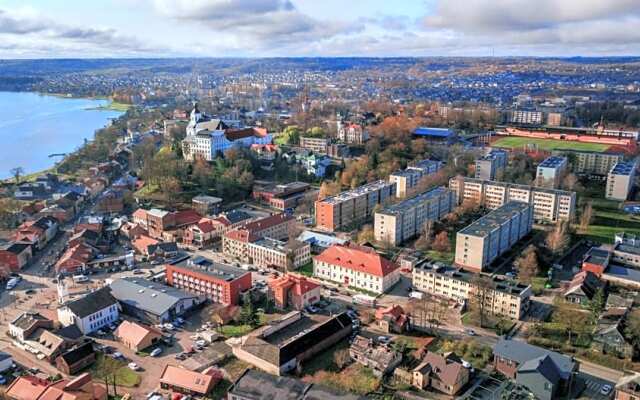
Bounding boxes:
[0,92,123,179]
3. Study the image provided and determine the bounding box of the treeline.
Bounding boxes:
[575,101,640,127]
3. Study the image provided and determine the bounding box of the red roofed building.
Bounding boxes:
[159,365,220,396]
[375,305,409,333]
[313,244,400,294]
[5,373,106,400]
[183,217,226,249]
[55,243,95,274]
[268,274,321,310]
[132,208,202,241]
[222,213,294,260]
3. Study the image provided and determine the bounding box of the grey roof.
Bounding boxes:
[230,369,310,400]
[109,277,199,317]
[64,287,118,318]
[297,230,347,248]
[459,201,530,238]
[493,339,575,379]
[518,355,561,385]
[304,386,364,400]
[605,265,640,284]
[172,256,248,282]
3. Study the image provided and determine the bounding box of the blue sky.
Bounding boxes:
[0,0,639,58]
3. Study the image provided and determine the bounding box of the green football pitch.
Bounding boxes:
[492,136,610,152]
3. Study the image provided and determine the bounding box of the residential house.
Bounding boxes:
[95,189,124,213]
[563,271,606,306]
[349,335,402,377]
[57,287,120,334]
[109,277,203,324]
[9,312,54,342]
[114,320,163,352]
[374,305,409,334]
[55,243,96,274]
[268,274,321,310]
[6,373,107,400]
[192,195,223,216]
[412,352,469,395]
[592,308,633,358]
[159,365,221,396]
[55,342,96,375]
[493,339,578,400]
[0,242,33,272]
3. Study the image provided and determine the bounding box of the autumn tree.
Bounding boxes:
[318,181,341,200]
[357,224,375,245]
[415,220,434,251]
[432,231,451,253]
[192,157,212,188]
[470,274,493,328]
[588,288,606,324]
[545,221,571,257]
[515,245,539,284]
[625,309,640,348]
[552,303,590,345]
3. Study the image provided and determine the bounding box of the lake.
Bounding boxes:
[0,91,124,179]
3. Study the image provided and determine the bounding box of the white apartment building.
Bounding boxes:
[606,160,638,201]
[511,110,543,125]
[449,177,576,222]
[535,156,568,189]
[389,159,443,198]
[313,244,400,294]
[57,287,120,334]
[374,186,454,246]
[337,122,368,144]
[412,261,532,320]
[246,238,311,270]
[455,202,533,272]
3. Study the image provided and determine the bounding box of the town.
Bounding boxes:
[0,8,640,400]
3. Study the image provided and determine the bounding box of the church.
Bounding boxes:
[182,103,272,161]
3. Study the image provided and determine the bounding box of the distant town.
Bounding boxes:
[0,56,639,400]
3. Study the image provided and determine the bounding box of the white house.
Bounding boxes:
[57,287,120,334]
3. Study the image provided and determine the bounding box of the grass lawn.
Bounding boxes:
[462,311,516,336]
[424,250,454,263]
[219,357,251,381]
[218,324,255,337]
[302,340,349,375]
[304,363,380,395]
[209,379,233,400]
[91,354,140,388]
[579,205,640,244]
[297,261,314,277]
[493,137,610,152]
[436,338,493,370]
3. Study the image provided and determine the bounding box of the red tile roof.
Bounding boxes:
[173,209,202,227]
[5,376,49,400]
[314,244,399,277]
[159,365,217,395]
[269,274,320,296]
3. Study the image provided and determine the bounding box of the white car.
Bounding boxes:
[600,384,612,395]
[128,362,140,371]
[461,360,472,369]
[195,340,207,347]
[150,348,162,357]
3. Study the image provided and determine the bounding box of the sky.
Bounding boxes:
[0,0,639,58]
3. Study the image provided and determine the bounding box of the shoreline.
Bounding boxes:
[0,91,126,183]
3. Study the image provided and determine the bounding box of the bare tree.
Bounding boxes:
[432,231,451,253]
[470,274,493,328]
[580,202,593,231]
[10,167,24,185]
[514,245,540,284]
[334,348,351,369]
[545,221,570,257]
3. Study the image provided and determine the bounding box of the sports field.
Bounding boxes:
[492,137,610,152]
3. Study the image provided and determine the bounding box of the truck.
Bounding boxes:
[352,294,377,307]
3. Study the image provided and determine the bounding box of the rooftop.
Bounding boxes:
[413,127,455,138]
[171,256,248,282]
[109,277,199,317]
[538,156,567,169]
[297,230,347,248]
[314,243,398,277]
[583,247,612,267]
[451,176,575,197]
[610,160,638,176]
[414,260,531,297]
[459,201,530,238]
[319,180,394,205]
[378,186,450,216]
[192,195,223,204]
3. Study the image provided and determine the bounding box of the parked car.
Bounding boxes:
[112,352,124,359]
[305,305,319,313]
[150,348,162,357]
[600,385,612,395]
[466,329,476,336]
[128,362,140,371]
[0,375,6,385]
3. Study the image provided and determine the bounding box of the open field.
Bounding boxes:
[577,198,640,244]
[493,137,610,152]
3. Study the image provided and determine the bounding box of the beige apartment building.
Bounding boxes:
[389,159,443,198]
[552,150,623,176]
[246,238,311,271]
[412,261,532,320]
[449,177,576,222]
[222,213,295,260]
[455,201,533,272]
[606,160,638,201]
[299,136,329,154]
[374,186,454,246]
[315,180,396,232]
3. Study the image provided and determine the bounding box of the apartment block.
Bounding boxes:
[475,149,508,181]
[389,159,443,198]
[455,201,533,272]
[313,244,400,294]
[412,261,532,320]
[246,238,311,271]
[374,186,454,246]
[606,160,638,201]
[510,110,543,125]
[165,256,252,306]
[552,150,623,176]
[315,180,396,232]
[449,177,576,222]
[299,136,329,154]
[535,156,568,189]
[337,122,368,144]
[223,213,295,260]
